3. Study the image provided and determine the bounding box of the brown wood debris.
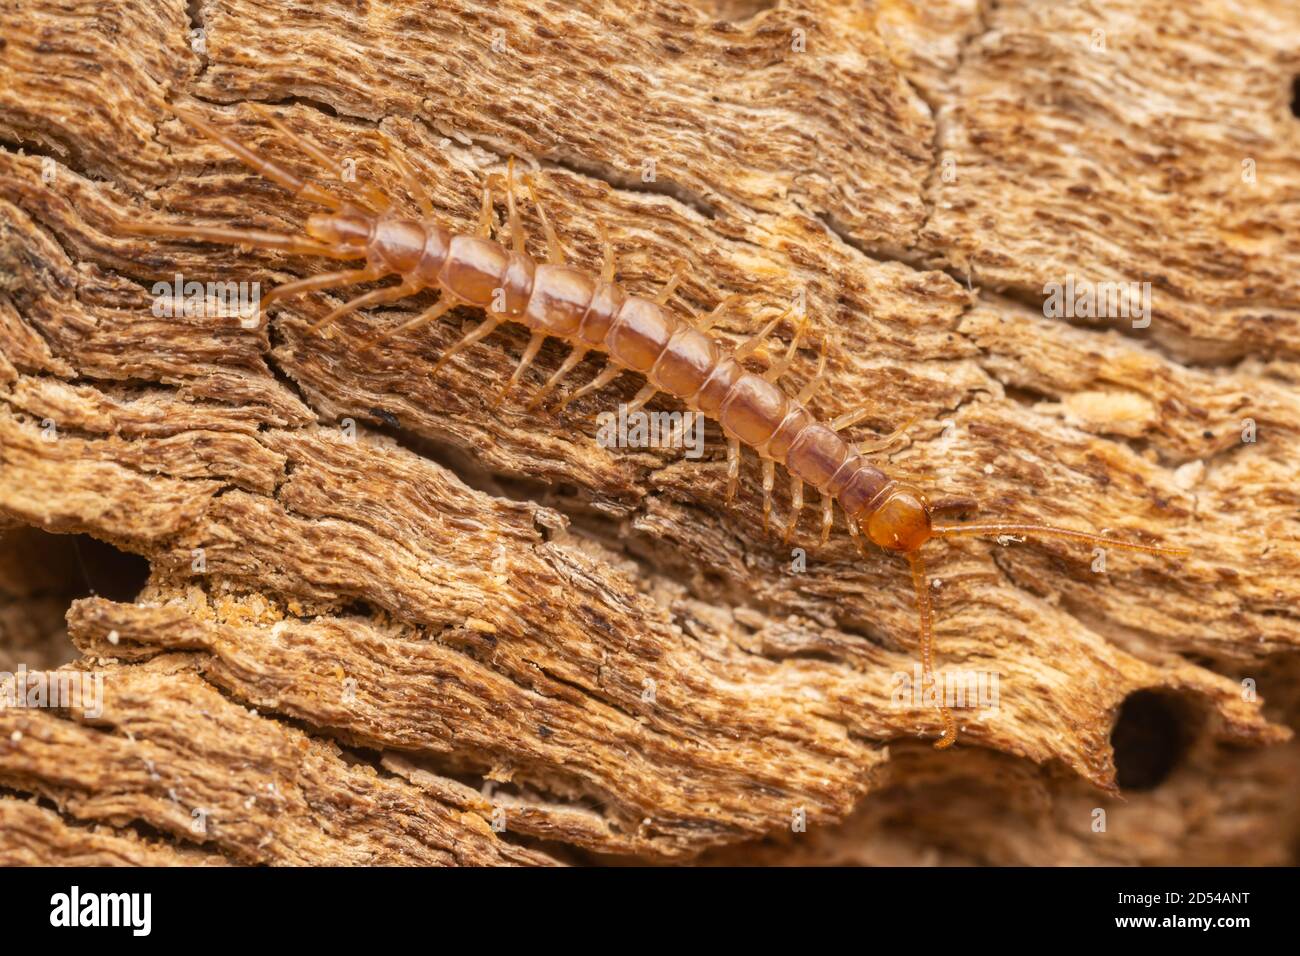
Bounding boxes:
[1,0,1297,864]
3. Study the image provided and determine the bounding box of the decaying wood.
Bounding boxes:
[0,0,1297,865]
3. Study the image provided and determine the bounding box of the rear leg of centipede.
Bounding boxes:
[254,107,393,213]
[172,103,360,213]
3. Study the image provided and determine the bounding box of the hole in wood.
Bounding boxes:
[1110,689,1194,791]
[66,534,152,603]
[1,527,150,671]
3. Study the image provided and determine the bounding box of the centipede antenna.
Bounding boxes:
[253,104,341,177]
[907,551,957,750]
[932,521,1189,556]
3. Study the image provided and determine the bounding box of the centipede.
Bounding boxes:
[122,104,1188,749]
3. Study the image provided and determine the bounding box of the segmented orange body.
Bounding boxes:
[420,229,891,520]
[124,105,1188,750]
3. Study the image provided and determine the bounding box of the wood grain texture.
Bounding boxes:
[0,0,1296,864]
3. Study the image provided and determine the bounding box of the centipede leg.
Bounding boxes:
[382,132,434,218]
[764,315,807,384]
[557,363,623,411]
[696,294,743,334]
[626,382,658,413]
[525,174,566,264]
[261,266,387,317]
[761,458,775,531]
[168,104,348,211]
[796,341,828,404]
[477,179,496,239]
[784,477,804,543]
[118,221,352,259]
[431,314,503,378]
[655,264,687,306]
[820,495,834,545]
[308,281,422,336]
[830,404,874,433]
[847,515,869,559]
[597,223,617,284]
[495,330,547,407]
[734,306,791,361]
[359,295,458,352]
[504,157,527,255]
[253,105,342,178]
[529,347,589,410]
[858,415,916,455]
[726,437,741,502]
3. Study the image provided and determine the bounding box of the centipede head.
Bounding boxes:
[855,480,1187,751]
[864,483,933,553]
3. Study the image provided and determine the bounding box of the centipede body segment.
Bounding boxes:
[121,104,1188,749]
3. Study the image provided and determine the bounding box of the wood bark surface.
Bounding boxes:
[0,0,1297,865]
